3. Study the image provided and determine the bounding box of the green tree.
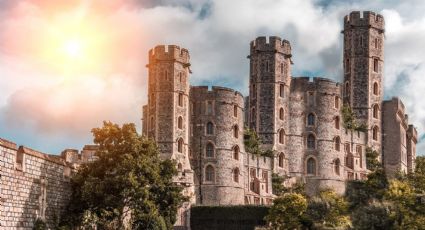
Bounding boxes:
[341,105,367,132]
[61,122,186,229]
[265,193,307,229]
[408,156,425,193]
[366,147,381,170]
[306,190,350,228]
[351,202,394,230]
[272,173,286,196]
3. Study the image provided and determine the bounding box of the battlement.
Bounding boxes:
[190,85,244,98]
[250,36,291,55]
[344,11,384,31]
[384,97,405,114]
[19,146,67,166]
[291,76,340,88]
[148,45,190,64]
[0,137,18,150]
[408,125,418,142]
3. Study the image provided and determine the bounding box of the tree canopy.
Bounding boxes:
[60,122,186,229]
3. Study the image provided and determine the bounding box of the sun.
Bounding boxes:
[63,38,84,59]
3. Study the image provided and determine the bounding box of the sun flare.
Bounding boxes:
[63,38,84,59]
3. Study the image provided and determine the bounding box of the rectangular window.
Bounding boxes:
[206,101,213,115]
[308,92,315,106]
[373,59,379,72]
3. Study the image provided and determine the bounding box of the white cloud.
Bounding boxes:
[0,0,424,155]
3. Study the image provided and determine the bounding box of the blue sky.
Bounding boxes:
[1,0,424,155]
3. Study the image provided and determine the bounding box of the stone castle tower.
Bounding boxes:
[343,11,385,153]
[141,10,418,211]
[142,45,195,227]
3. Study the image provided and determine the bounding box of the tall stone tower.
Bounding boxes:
[342,11,385,152]
[145,45,194,227]
[248,36,292,174]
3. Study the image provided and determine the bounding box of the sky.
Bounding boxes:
[0,0,424,155]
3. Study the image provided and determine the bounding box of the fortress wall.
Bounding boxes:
[0,138,72,229]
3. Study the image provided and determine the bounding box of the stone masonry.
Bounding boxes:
[142,11,418,204]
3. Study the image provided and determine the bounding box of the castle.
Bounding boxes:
[141,10,418,210]
[0,10,419,229]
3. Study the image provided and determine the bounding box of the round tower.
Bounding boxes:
[342,11,385,153]
[248,36,292,176]
[189,86,246,205]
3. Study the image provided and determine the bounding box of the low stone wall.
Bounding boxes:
[0,138,72,229]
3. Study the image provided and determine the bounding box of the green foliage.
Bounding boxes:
[244,128,275,157]
[341,105,367,132]
[265,193,307,230]
[33,218,47,230]
[366,147,381,170]
[351,202,394,230]
[306,190,350,228]
[191,205,269,230]
[60,121,186,229]
[408,156,425,193]
[271,173,286,196]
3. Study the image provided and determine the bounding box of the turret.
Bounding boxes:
[342,11,384,153]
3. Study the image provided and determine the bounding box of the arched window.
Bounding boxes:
[373,126,379,141]
[206,143,214,158]
[233,168,240,183]
[335,116,340,130]
[177,163,183,171]
[373,82,379,95]
[178,93,183,106]
[373,104,379,119]
[206,122,214,135]
[164,70,169,80]
[233,125,239,139]
[335,136,341,151]
[279,129,285,144]
[177,138,183,153]
[279,108,284,120]
[178,116,183,129]
[278,153,285,168]
[179,72,183,82]
[307,113,315,126]
[280,63,284,74]
[205,165,215,182]
[334,159,340,176]
[345,59,350,73]
[279,84,285,98]
[307,134,315,149]
[234,105,238,117]
[335,96,339,109]
[233,146,239,160]
[252,84,257,98]
[307,158,316,175]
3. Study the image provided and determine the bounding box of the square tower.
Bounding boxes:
[342,11,385,153]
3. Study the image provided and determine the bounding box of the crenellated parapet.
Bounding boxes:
[148,45,190,65]
[250,36,291,56]
[344,11,385,32]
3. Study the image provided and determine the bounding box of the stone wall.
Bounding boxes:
[0,138,72,229]
[382,97,417,177]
